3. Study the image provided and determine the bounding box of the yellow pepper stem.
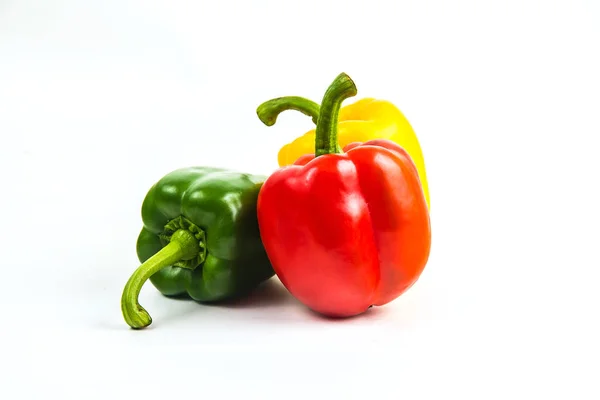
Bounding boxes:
[314,73,357,157]
[255,73,358,157]
[256,96,320,126]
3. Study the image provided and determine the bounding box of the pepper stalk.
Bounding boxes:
[121,229,202,329]
[255,72,358,157]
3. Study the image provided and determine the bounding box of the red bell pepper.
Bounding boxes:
[257,73,432,317]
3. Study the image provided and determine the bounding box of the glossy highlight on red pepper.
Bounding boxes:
[256,73,431,317]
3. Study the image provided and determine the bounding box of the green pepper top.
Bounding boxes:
[121,166,275,329]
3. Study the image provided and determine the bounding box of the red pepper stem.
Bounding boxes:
[314,73,358,157]
[256,96,320,127]
[121,229,200,329]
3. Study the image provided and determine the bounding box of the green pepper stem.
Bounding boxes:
[121,229,200,329]
[256,96,320,126]
[314,73,357,157]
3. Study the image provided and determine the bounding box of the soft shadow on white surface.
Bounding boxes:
[95,276,427,332]
[208,277,299,310]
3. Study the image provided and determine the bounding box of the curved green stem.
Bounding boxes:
[121,229,200,329]
[256,96,320,126]
[314,73,358,157]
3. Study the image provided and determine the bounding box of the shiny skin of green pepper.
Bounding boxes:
[121,166,275,329]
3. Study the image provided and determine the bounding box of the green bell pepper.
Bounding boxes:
[121,166,275,329]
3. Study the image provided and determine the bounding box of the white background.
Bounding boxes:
[1,0,599,398]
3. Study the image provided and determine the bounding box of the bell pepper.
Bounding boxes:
[256,73,431,318]
[257,82,431,209]
[121,166,274,329]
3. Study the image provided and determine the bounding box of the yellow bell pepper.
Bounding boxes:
[256,83,431,209]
